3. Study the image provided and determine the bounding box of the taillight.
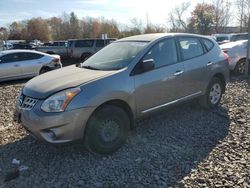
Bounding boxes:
[52,58,60,65]
[223,52,231,63]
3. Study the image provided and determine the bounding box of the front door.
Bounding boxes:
[0,53,23,80]
[133,38,186,115]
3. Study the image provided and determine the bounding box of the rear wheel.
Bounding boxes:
[234,59,246,75]
[199,77,223,108]
[39,67,50,74]
[84,105,130,155]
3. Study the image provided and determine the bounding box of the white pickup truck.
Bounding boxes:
[36,41,68,57]
[67,38,116,60]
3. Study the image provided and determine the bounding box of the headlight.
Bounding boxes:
[41,88,81,112]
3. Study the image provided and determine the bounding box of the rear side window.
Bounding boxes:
[143,38,178,68]
[231,34,248,41]
[202,38,214,52]
[21,53,44,60]
[75,40,94,48]
[96,40,105,47]
[178,37,204,60]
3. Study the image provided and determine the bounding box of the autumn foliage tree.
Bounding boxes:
[26,18,50,41]
[188,3,216,35]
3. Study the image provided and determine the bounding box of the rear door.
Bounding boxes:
[0,53,23,80]
[134,38,186,115]
[20,52,44,76]
[177,37,211,95]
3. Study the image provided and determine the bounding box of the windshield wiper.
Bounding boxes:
[81,65,100,70]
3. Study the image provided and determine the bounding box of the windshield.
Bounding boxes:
[82,41,148,70]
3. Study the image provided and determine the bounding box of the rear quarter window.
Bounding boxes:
[202,38,214,52]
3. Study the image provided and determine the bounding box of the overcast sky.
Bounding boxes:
[0,0,223,27]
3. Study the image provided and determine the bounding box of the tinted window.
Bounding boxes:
[0,53,21,63]
[22,53,44,60]
[216,36,229,42]
[68,40,74,47]
[178,37,204,60]
[75,40,94,48]
[202,38,214,52]
[143,38,178,68]
[96,40,105,47]
[231,34,248,41]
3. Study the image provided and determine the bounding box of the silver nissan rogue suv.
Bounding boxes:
[15,33,230,154]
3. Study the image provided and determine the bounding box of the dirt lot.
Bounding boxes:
[0,76,249,187]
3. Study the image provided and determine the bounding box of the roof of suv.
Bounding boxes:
[118,33,210,42]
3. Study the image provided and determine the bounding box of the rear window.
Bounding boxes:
[75,40,94,48]
[202,38,214,52]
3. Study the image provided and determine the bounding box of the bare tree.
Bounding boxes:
[235,0,250,32]
[213,0,231,33]
[168,2,191,32]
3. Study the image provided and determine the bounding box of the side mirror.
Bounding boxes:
[142,59,155,72]
[131,59,155,76]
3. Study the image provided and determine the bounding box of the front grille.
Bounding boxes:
[19,95,38,110]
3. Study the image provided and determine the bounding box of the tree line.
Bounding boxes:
[0,0,249,42]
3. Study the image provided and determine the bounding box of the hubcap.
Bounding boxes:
[209,83,222,105]
[100,119,119,142]
[238,61,245,74]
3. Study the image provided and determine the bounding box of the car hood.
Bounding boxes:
[23,65,117,99]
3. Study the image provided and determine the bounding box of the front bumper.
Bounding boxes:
[14,100,95,144]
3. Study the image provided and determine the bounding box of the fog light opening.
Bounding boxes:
[47,130,56,140]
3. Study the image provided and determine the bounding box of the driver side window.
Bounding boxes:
[143,38,178,68]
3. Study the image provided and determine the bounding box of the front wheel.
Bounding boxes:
[84,105,130,155]
[199,77,223,108]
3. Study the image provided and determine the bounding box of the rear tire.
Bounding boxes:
[39,67,50,74]
[199,77,223,108]
[84,105,130,155]
[234,59,246,75]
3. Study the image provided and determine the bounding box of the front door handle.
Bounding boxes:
[14,64,20,67]
[174,70,184,76]
[206,62,213,66]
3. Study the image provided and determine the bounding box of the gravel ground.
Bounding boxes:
[0,76,249,187]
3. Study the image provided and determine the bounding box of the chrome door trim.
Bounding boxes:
[142,91,202,114]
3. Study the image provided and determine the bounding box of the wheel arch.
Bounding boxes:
[86,99,135,130]
[212,73,226,93]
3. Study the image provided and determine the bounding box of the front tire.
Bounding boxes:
[199,77,223,108]
[84,105,130,155]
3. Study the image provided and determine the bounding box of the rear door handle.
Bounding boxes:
[206,62,213,66]
[14,64,20,67]
[174,70,184,76]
